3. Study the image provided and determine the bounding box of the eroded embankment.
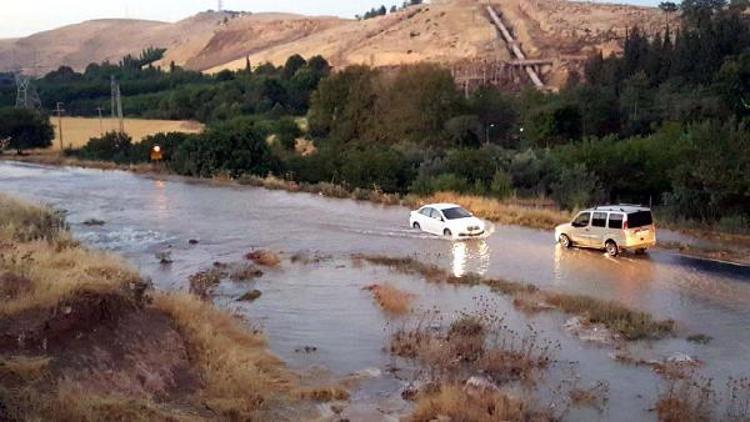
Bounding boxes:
[0,194,300,420]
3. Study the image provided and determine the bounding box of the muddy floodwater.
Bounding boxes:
[2,161,749,421]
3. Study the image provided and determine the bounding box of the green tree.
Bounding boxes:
[468,87,518,145]
[283,54,307,80]
[0,108,54,154]
[444,115,482,147]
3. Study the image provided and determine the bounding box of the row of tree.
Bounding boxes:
[356,0,424,20]
[0,52,331,123]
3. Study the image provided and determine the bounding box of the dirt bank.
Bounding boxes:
[0,194,303,420]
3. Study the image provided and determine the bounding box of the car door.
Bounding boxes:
[589,212,608,247]
[569,212,592,246]
[416,207,431,230]
[428,208,445,235]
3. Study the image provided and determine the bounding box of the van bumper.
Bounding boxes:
[621,240,657,251]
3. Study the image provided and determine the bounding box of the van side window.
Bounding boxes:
[608,213,624,229]
[572,212,591,228]
[592,212,607,228]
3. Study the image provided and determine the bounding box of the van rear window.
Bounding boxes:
[627,211,653,228]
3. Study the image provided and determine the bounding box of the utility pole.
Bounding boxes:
[110,75,124,135]
[54,102,65,151]
[96,106,104,135]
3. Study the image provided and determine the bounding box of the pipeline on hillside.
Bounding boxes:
[485,5,545,89]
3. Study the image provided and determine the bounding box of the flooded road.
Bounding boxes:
[2,161,749,420]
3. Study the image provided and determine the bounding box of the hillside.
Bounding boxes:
[0,0,669,88]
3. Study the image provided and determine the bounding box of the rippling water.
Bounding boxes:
[2,161,749,420]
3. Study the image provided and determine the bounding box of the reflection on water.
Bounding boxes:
[451,239,491,277]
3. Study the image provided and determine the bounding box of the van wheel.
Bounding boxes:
[605,241,619,257]
[559,234,572,248]
[413,222,420,230]
[443,229,452,237]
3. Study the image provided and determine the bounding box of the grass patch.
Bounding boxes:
[0,356,51,382]
[543,293,674,341]
[364,283,414,315]
[152,293,293,418]
[408,384,549,422]
[656,374,715,422]
[0,194,301,420]
[0,193,66,242]
[245,249,281,267]
[295,386,350,402]
[420,192,570,231]
[360,254,674,341]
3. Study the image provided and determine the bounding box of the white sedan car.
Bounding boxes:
[409,203,486,239]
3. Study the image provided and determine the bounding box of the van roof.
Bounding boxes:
[585,204,651,213]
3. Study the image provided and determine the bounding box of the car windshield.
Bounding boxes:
[442,207,472,220]
[627,211,653,228]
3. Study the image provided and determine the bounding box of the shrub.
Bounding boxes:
[76,132,134,163]
[172,118,280,178]
[551,163,603,210]
[490,170,514,199]
[340,146,414,193]
[0,108,54,154]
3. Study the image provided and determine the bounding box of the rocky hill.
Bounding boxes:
[0,0,670,88]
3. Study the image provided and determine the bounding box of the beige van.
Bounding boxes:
[554,205,656,257]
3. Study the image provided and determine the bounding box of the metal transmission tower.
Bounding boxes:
[14,72,42,111]
[218,0,223,12]
[110,75,125,134]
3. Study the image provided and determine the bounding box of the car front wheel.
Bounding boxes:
[443,228,452,238]
[413,222,421,230]
[559,234,571,248]
[605,240,619,257]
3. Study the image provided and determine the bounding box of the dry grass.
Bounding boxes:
[295,386,350,402]
[391,309,552,386]
[365,283,414,315]
[543,293,674,341]
[245,249,281,267]
[418,192,571,231]
[392,304,561,420]
[187,268,224,300]
[152,293,293,418]
[361,254,674,341]
[35,381,201,422]
[569,381,609,411]
[408,384,545,422]
[0,193,66,242]
[656,374,715,422]
[0,355,51,382]
[0,200,143,318]
[50,117,203,150]
[0,194,301,420]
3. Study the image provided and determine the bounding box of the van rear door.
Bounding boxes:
[625,211,656,245]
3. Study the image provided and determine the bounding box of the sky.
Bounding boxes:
[2,0,660,39]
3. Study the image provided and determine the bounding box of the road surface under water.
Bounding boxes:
[2,161,749,421]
